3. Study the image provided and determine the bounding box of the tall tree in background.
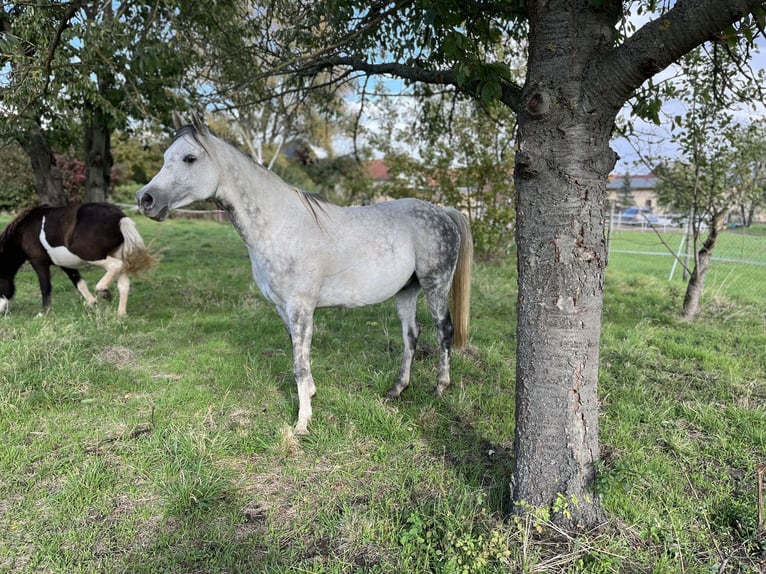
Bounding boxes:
[369,92,517,259]
[616,171,635,212]
[655,120,766,320]
[651,47,765,321]
[729,120,766,227]
[0,4,70,206]
[231,1,765,527]
[0,0,204,204]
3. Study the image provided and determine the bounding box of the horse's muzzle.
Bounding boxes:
[136,189,170,221]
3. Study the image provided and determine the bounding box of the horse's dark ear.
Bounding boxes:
[191,112,209,137]
[172,111,184,131]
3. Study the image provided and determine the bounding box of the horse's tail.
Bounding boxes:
[119,217,159,275]
[444,208,473,349]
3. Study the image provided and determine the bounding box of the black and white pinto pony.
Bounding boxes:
[0,203,157,316]
[137,113,473,435]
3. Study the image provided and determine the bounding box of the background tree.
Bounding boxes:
[728,119,766,227]
[370,93,517,259]
[651,47,765,320]
[655,120,766,320]
[0,3,72,206]
[0,0,211,204]
[0,139,36,210]
[229,0,766,527]
[616,171,636,212]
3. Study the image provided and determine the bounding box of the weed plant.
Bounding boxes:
[0,215,764,572]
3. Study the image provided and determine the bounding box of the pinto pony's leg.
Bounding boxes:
[283,303,317,435]
[387,282,421,399]
[29,261,53,313]
[62,268,98,306]
[115,272,130,316]
[94,256,125,299]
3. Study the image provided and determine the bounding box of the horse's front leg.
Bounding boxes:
[30,261,53,313]
[283,304,317,435]
[62,267,98,307]
[387,283,421,399]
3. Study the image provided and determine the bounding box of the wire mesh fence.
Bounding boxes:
[607,217,766,305]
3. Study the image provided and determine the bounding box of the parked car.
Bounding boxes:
[618,206,653,224]
[645,214,674,227]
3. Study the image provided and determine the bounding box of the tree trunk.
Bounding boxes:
[84,103,113,203]
[19,124,67,207]
[682,212,724,321]
[511,2,622,528]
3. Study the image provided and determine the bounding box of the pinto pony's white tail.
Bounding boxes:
[444,208,473,349]
[118,217,159,275]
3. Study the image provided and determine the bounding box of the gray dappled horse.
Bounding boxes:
[0,203,157,316]
[137,113,473,435]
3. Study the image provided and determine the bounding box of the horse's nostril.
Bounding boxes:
[138,191,154,211]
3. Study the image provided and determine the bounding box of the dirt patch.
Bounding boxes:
[97,346,138,370]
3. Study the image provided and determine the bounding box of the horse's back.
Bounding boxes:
[68,204,126,260]
[23,203,127,263]
[354,198,461,267]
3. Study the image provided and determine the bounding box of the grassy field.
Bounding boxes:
[609,227,766,305]
[1,214,765,573]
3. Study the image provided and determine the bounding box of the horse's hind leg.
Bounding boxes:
[30,261,54,313]
[115,272,130,316]
[386,282,421,399]
[94,256,124,300]
[422,281,454,396]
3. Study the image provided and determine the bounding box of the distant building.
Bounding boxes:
[366,159,391,184]
[607,173,662,213]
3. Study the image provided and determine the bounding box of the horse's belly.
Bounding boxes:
[317,258,414,308]
[39,216,90,268]
[44,245,89,268]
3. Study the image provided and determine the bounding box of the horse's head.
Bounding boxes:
[137,113,220,221]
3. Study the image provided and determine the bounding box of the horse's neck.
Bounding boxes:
[0,244,26,277]
[215,150,316,243]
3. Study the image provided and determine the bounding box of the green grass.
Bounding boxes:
[0,214,765,572]
[609,227,766,304]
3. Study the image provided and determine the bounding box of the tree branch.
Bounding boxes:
[290,55,524,112]
[596,0,764,106]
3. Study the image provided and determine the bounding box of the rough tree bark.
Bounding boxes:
[19,124,67,207]
[511,2,620,527]
[509,0,763,527]
[84,104,113,204]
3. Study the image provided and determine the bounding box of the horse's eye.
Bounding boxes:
[183,154,197,164]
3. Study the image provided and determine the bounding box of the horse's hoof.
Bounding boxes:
[294,425,309,436]
[97,289,112,301]
[430,386,445,397]
[385,388,402,400]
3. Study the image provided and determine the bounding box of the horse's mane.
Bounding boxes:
[0,206,37,255]
[176,123,331,227]
[294,189,330,227]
